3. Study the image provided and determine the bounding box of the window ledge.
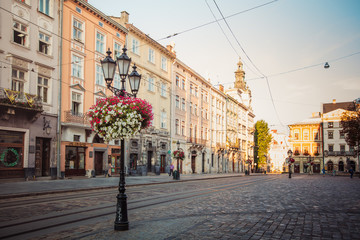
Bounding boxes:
[15,0,31,8]
[11,41,30,50]
[37,50,53,58]
[37,10,54,20]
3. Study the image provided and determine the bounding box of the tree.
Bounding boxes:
[254,120,272,170]
[341,103,360,150]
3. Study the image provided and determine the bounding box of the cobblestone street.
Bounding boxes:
[35,174,360,240]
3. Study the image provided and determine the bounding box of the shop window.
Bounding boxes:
[65,146,85,171]
[0,130,24,169]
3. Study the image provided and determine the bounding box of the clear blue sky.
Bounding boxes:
[89,0,360,130]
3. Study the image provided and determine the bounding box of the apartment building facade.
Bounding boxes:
[60,0,128,177]
[225,59,255,173]
[0,0,61,179]
[288,114,323,173]
[269,129,289,172]
[172,59,212,174]
[111,13,176,175]
[322,100,358,172]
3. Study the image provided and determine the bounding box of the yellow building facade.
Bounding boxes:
[288,114,323,173]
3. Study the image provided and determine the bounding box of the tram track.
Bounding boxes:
[0,176,267,209]
[0,176,280,239]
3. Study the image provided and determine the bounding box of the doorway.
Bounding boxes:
[147,151,153,172]
[35,138,51,177]
[313,164,320,173]
[160,155,166,173]
[294,164,300,173]
[202,152,205,173]
[327,161,334,172]
[94,151,103,175]
[191,155,196,173]
[130,153,138,171]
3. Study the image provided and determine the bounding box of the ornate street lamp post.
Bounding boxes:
[101,47,141,231]
[287,149,293,178]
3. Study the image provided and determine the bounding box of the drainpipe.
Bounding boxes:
[57,0,64,179]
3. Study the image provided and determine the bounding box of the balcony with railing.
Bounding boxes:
[216,142,226,149]
[187,137,207,146]
[0,87,43,119]
[64,110,90,125]
[325,151,357,157]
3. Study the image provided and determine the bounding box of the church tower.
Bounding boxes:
[234,58,246,91]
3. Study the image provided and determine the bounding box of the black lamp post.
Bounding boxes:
[287,149,293,178]
[175,140,181,180]
[101,47,141,231]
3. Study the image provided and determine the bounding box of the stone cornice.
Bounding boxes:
[126,24,176,59]
[175,58,212,89]
[72,0,128,34]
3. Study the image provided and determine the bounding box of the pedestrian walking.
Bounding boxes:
[349,168,354,178]
[107,163,112,177]
[332,169,336,177]
[169,163,174,176]
[322,168,326,177]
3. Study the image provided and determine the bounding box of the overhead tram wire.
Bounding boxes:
[156,0,279,41]
[0,0,278,75]
[205,0,263,79]
[212,0,284,126]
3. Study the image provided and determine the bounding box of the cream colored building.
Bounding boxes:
[322,102,358,172]
[112,12,176,175]
[172,59,212,174]
[210,86,227,173]
[0,0,61,179]
[225,59,255,173]
[269,129,289,172]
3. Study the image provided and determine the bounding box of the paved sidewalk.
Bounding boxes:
[0,172,257,198]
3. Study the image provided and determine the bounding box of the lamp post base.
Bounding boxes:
[114,222,129,231]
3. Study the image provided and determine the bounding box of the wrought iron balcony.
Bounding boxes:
[64,110,90,125]
[0,87,43,111]
[187,137,207,146]
[326,151,356,157]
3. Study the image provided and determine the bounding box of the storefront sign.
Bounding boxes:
[69,142,86,147]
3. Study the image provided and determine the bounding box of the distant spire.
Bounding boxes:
[234,58,245,90]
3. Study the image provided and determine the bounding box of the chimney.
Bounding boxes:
[219,84,224,92]
[312,112,320,118]
[333,99,336,104]
[121,11,129,23]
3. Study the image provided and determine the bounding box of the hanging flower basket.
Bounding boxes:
[288,158,295,164]
[88,96,153,142]
[173,150,185,160]
[247,159,252,164]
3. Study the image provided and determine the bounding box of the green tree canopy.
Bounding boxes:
[254,120,272,169]
[340,103,360,148]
